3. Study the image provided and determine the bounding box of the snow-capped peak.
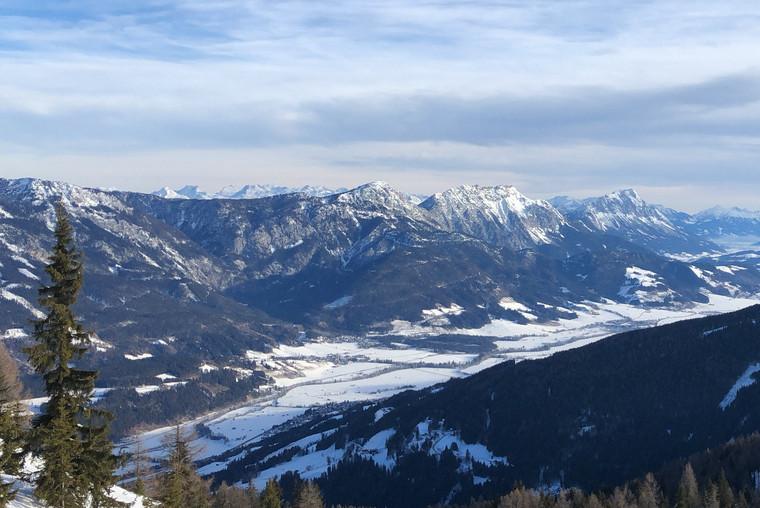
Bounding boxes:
[696,206,760,220]
[420,184,566,248]
[153,186,184,199]
[333,181,422,212]
[566,188,676,232]
[175,185,211,199]
[0,178,127,212]
[608,188,643,203]
[152,183,344,200]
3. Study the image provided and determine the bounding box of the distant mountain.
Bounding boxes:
[422,185,566,249]
[2,177,760,387]
[152,183,345,200]
[689,206,760,250]
[697,206,760,220]
[552,189,718,255]
[212,306,760,507]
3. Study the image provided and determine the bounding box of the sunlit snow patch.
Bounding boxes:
[2,328,28,340]
[199,363,218,373]
[124,353,153,361]
[618,266,675,303]
[720,363,760,410]
[499,297,537,320]
[324,295,353,309]
[0,288,45,319]
[17,268,39,281]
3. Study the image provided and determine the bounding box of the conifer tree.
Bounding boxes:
[24,203,119,507]
[260,479,282,508]
[718,470,735,508]
[294,481,324,508]
[0,344,24,507]
[81,408,121,507]
[161,426,191,508]
[676,463,701,508]
[160,426,209,508]
[637,473,664,508]
[129,438,149,499]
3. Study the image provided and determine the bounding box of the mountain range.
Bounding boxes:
[153,184,346,200]
[2,177,760,391]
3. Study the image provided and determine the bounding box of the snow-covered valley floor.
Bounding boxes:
[122,293,760,478]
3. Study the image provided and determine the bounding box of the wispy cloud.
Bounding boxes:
[1,0,759,209]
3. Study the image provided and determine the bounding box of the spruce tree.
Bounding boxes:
[80,408,121,507]
[24,203,118,507]
[160,426,209,508]
[0,344,24,507]
[260,479,282,508]
[161,426,190,508]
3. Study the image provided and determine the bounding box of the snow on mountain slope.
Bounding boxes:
[557,189,675,233]
[689,206,760,251]
[697,206,760,220]
[3,177,760,394]
[552,189,716,254]
[153,183,345,200]
[0,177,296,386]
[0,178,227,287]
[421,185,566,248]
[330,181,429,219]
[153,186,184,199]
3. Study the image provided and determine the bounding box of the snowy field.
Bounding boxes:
[122,292,760,478]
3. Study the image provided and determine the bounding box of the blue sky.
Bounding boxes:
[1,0,759,210]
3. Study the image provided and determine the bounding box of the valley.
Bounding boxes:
[121,292,760,484]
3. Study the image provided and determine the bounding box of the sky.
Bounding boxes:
[1,1,760,211]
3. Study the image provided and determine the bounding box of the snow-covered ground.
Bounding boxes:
[122,292,760,479]
[3,475,144,508]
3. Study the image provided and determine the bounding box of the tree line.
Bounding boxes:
[451,461,760,508]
